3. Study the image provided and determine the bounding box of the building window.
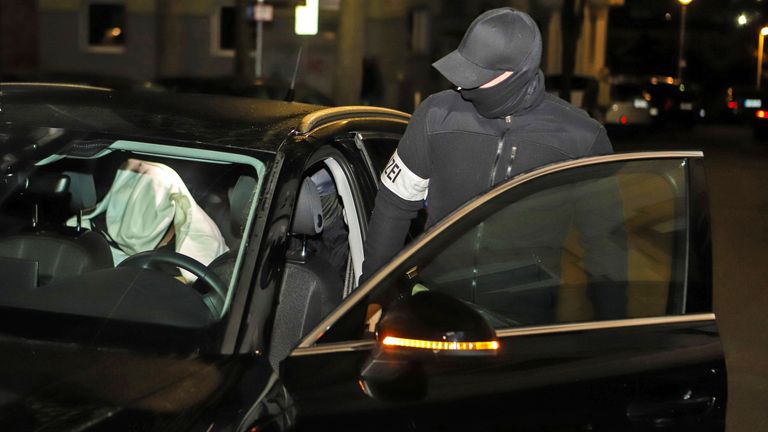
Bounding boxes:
[212,5,256,57]
[87,3,125,50]
[219,6,236,50]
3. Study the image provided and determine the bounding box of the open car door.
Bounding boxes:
[281,152,726,432]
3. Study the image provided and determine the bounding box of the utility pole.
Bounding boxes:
[254,0,264,78]
[234,0,252,79]
[560,0,584,102]
[677,0,692,82]
[156,0,183,78]
[333,0,366,105]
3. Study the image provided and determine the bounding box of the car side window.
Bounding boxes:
[359,137,399,180]
[358,135,429,237]
[318,157,693,343]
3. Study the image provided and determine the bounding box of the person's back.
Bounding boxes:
[362,7,612,280]
[412,90,609,228]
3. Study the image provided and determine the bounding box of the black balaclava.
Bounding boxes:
[458,11,545,119]
[460,68,545,119]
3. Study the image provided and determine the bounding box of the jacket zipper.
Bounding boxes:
[505,145,518,180]
[488,115,513,188]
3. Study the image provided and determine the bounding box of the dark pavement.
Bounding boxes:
[614,124,768,432]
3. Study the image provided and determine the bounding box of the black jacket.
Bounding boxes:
[361,88,613,279]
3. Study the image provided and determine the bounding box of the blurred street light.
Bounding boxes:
[677,0,693,82]
[758,26,768,90]
[738,13,748,26]
[295,0,319,35]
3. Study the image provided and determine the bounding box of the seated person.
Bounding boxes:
[309,169,349,282]
[70,159,228,282]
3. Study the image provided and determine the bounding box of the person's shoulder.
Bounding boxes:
[539,93,592,119]
[527,94,608,156]
[419,89,484,130]
[537,93,603,131]
[419,89,466,112]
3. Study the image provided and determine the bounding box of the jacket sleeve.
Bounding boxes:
[360,101,431,282]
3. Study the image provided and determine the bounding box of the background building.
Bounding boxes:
[23,0,761,114]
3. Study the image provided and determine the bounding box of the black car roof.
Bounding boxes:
[0,83,323,152]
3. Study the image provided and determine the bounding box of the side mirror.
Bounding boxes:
[359,291,499,401]
[376,290,499,356]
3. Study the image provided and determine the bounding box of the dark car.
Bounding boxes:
[1,71,164,92]
[645,77,705,128]
[725,86,768,140]
[0,83,726,431]
[156,76,336,106]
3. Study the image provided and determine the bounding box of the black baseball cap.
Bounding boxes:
[433,8,542,89]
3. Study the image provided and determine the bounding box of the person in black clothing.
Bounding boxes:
[361,8,626,321]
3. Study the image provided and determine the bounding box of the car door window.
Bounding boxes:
[356,134,429,237]
[356,135,399,178]
[314,156,695,344]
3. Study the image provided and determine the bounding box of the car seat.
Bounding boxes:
[203,174,257,251]
[268,177,344,369]
[0,172,112,287]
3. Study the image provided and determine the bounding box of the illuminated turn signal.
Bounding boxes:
[381,336,499,351]
[756,110,767,119]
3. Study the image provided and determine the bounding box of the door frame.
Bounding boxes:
[293,150,711,353]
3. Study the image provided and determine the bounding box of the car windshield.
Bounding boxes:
[0,133,267,350]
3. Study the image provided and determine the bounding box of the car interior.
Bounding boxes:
[269,159,361,367]
[0,146,261,328]
[0,140,362,359]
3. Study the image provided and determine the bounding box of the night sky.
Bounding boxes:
[608,0,767,90]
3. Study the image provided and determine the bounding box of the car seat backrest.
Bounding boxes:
[204,174,257,251]
[0,230,112,286]
[268,177,340,369]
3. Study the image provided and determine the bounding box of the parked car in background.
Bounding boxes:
[602,77,653,128]
[753,104,768,140]
[156,76,335,106]
[725,85,768,140]
[0,83,727,431]
[646,76,705,128]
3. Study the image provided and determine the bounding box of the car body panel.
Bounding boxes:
[284,319,724,431]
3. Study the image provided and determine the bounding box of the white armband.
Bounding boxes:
[380,151,429,201]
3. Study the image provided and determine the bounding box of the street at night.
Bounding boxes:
[2,0,768,431]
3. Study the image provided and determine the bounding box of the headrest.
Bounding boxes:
[25,173,70,199]
[64,171,97,211]
[291,177,323,236]
[309,169,336,196]
[228,175,257,233]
